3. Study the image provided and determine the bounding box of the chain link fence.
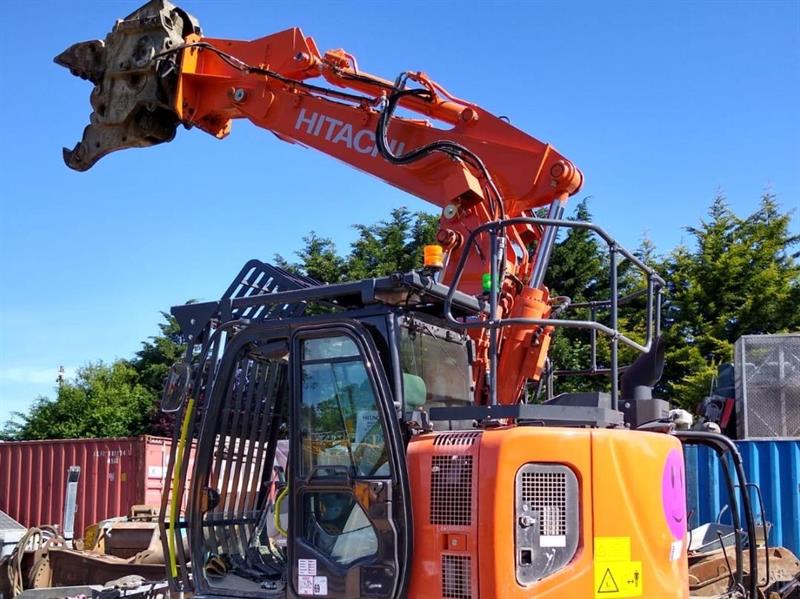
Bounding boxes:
[735,334,800,438]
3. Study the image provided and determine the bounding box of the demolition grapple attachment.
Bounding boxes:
[54,0,200,171]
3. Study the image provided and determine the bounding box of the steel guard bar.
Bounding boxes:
[443,217,664,349]
[443,217,665,404]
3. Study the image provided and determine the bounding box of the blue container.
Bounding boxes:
[684,440,800,557]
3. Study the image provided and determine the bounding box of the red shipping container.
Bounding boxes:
[0,436,191,535]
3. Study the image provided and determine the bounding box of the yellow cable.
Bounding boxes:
[168,397,195,580]
[274,484,290,537]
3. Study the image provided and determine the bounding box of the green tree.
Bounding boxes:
[346,208,438,279]
[545,199,606,303]
[3,361,156,440]
[277,208,438,282]
[134,311,185,395]
[661,193,800,407]
[276,232,346,284]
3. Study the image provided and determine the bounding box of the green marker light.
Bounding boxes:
[482,273,493,293]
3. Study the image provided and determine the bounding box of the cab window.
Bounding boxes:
[299,335,390,478]
[400,319,472,407]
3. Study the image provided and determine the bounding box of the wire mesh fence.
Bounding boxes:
[735,334,800,439]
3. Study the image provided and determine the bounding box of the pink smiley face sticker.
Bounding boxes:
[662,449,687,539]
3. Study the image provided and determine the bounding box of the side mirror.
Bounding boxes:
[161,362,193,412]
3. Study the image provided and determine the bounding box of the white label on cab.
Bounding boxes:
[298,559,317,576]
[298,575,314,595]
[314,576,328,595]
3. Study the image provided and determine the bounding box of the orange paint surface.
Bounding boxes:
[407,427,688,598]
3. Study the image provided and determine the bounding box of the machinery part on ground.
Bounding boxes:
[127,506,158,522]
[17,585,104,599]
[0,527,64,598]
[16,581,170,599]
[47,547,166,586]
[688,546,800,598]
[82,517,127,553]
[102,522,163,563]
[0,511,170,596]
[61,467,81,543]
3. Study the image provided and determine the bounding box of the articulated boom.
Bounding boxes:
[56,0,584,405]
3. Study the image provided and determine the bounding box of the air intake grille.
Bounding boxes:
[442,554,472,599]
[430,455,472,526]
[433,432,481,446]
[515,464,579,584]
[521,470,567,536]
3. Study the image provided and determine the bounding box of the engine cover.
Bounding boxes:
[406,427,689,598]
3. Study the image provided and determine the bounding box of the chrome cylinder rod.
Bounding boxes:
[529,198,567,288]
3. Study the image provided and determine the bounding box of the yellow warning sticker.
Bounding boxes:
[594,561,643,597]
[595,537,631,562]
[594,537,642,597]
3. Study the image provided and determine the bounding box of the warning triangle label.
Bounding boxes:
[597,568,620,593]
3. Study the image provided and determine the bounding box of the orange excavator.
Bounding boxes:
[55,2,760,597]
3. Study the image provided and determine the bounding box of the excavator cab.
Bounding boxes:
[160,261,483,597]
[184,323,404,597]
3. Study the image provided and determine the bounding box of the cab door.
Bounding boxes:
[288,324,409,599]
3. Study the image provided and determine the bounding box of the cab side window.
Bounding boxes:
[298,334,390,566]
[299,335,390,478]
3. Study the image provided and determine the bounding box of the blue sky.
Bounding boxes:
[1,0,798,424]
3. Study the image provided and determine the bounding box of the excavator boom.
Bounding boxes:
[56,0,589,406]
[55,1,582,215]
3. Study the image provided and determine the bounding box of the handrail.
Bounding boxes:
[442,216,665,405]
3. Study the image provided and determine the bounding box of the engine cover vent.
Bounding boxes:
[433,431,481,446]
[442,554,472,599]
[521,470,567,537]
[515,463,579,584]
[430,455,473,526]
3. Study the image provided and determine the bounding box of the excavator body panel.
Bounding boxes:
[406,427,688,599]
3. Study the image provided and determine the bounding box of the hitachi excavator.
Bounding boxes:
[55,2,761,598]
